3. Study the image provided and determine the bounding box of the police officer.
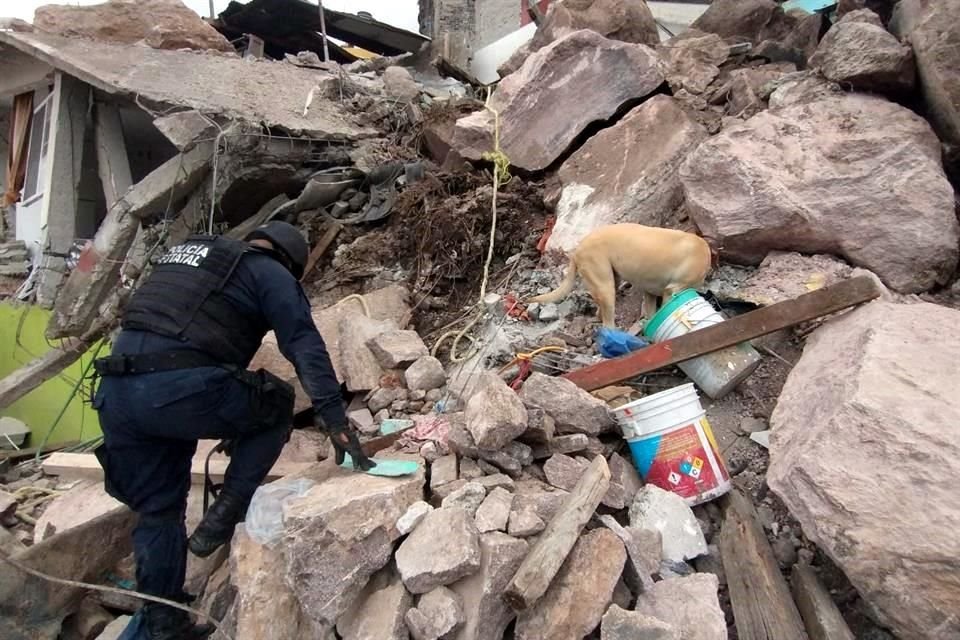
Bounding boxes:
[93,221,374,640]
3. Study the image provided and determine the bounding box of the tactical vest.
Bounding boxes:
[122,235,267,366]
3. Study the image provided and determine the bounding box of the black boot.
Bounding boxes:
[144,604,214,640]
[188,490,248,558]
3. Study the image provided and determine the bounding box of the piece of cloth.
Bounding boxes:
[2,92,33,208]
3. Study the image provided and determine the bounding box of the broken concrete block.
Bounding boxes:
[404,356,447,392]
[629,486,708,563]
[474,487,513,534]
[384,66,420,101]
[348,407,378,436]
[768,300,960,639]
[337,563,412,640]
[398,501,435,535]
[231,525,323,640]
[340,314,398,391]
[634,574,726,640]
[153,110,217,151]
[465,377,528,450]
[601,605,680,640]
[430,455,459,494]
[367,330,430,369]
[283,462,425,626]
[605,452,643,510]
[404,586,465,640]
[396,508,483,594]
[507,505,546,538]
[543,453,590,492]
[681,94,958,294]
[453,30,663,172]
[450,532,528,640]
[33,480,123,544]
[520,372,614,436]
[439,480,486,516]
[515,529,627,640]
[547,96,708,252]
[810,11,915,94]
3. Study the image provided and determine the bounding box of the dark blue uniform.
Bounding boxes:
[94,250,346,634]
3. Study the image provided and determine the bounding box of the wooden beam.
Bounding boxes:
[563,276,882,391]
[719,489,808,640]
[504,455,610,611]
[791,564,855,640]
[41,452,312,484]
[302,222,343,281]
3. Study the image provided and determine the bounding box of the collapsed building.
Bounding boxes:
[1,0,959,639]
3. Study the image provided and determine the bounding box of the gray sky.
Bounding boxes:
[3,0,421,33]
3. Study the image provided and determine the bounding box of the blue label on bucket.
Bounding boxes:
[627,437,660,477]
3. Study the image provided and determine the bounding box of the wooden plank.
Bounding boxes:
[719,488,809,640]
[791,564,856,640]
[41,452,312,484]
[563,276,882,391]
[504,455,610,611]
[361,424,415,456]
[302,222,343,281]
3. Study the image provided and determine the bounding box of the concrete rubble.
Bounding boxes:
[396,507,483,594]
[634,574,727,640]
[404,586,465,640]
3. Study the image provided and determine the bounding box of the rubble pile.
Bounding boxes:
[2,0,960,638]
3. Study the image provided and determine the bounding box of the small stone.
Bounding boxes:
[477,460,500,476]
[420,441,442,463]
[520,407,555,444]
[459,458,484,480]
[474,474,515,493]
[543,453,590,491]
[474,488,513,533]
[538,303,560,322]
[442,482,487,517]
[773,536,799,568]
[404,586,465,640]
[398,501,435,535]
[634,574,726,640]
[425,388,444,403]
[605,452,642,510]
[531,434,590,459]
[798,547,815,566]
[756,504,777,531]
[375,408,391,423]
[432,479,469,501]
[629,486,708,562]
[660,559,696,579]
[391,400,407,412]
[738,416,768,434]
[410,389,427,402]
[348,407,379,436]
[694,544,727,586]
[337,564,412,640]
[404,356,448,392]
[430,455,459,494]
[601,605,680,640]
[507,505,545,537]
[369,387,405,413]
[396,508,483,594]
[406,401,425,412]
[367,330,430,369]
[501,441,533,467]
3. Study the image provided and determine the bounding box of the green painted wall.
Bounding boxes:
[0,302,109,447]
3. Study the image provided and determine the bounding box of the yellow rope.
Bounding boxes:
[336,293,370,317]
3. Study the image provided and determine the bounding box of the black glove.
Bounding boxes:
[323,421,376,471]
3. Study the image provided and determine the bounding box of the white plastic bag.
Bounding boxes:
[245,477,315,545]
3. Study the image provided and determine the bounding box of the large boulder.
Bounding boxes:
[767,301,960,640]
[547,96,707,253]
[33,0,234,52]
[465,376,528,450]
[680,94,959,293]
[452,30,663,172]
[520,372,615,435]
[514,529,627,640]
[395,507,483,594]
[691,0,779,42]
[499,0,660,77]
[809,10,915,93]
[282,461,425,627]
[891,0,960,153]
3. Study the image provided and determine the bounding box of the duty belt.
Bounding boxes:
[93,350,226,376]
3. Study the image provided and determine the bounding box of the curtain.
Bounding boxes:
[2,91,34,208]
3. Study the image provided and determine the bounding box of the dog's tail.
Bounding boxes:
[526,257,578,304]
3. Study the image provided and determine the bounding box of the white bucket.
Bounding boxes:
[611,383,731,506]
[644,290,761,399]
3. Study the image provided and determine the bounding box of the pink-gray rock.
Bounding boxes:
[520,372,615,436]
[531,434,590,459]
[691,0,779,41]
[681,94,959,293]
[459,458,483,480]
[499,0,660,77]
[601,605,680,640]
[452,30,663,172]
[340,314,398,391]
[515,529,627,640]
[404,356,447,392]
[767,300,960,640]
[337,564,412,640]
[383,66,420,102]
[398,501,434,535]
[656,30,730,95]
[809,11,915,93]
[441,482,487,517]
[405,586,465,640]
[710,251,855,307]
[396,508,483,594]
[891,0,960,155]
[430,455,459,495]
[475,474,515,493]
[33,0,235,52]
[465,377,528,450]
[348,407,378,436]
[767,72,844,108]
[507,505,546,537]
[547,96,708,253]
[282,463,425,626]
[367,330,430,369]
[600,515,662,592]
[449,532,529,640]
[634,574,726,640]
[543,453,590,492]
[519,408,555,445]
[606,452,643,510]
[722,62,797,118]
[474,487,513,533]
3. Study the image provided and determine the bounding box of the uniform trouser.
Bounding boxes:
[94,366,289,617]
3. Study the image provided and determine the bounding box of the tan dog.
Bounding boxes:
[528,223,712,327]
